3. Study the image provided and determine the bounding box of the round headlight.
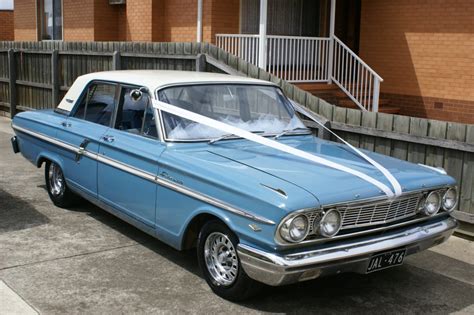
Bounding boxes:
[442,188,457,212]
[279,215,309,243]
[318,209,342,238]
[422,191,441,216]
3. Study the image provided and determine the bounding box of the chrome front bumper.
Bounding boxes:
[237,216,458,286]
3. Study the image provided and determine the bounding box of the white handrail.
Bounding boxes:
[268,35,331,41]
[330,35,383,112]
[215,34,260,38]
[216,34,330,83]
[332,36,383,82]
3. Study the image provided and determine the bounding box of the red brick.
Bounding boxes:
[360,0,474,123]
[0,10,14,40]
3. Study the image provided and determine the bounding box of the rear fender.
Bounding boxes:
[36,151,65,171]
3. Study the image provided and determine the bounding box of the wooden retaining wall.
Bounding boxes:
[0,41,472,234]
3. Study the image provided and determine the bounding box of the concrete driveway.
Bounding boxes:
[0,116,473,314]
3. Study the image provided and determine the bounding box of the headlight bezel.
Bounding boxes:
[421,190,442,216]
[442,187,458,212]
[317,208,343,238]
[278,214,310,243]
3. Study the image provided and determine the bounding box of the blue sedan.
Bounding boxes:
[11,70,458,301]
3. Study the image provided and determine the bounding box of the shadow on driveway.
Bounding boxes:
[0,188,50,232]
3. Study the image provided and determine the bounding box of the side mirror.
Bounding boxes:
[130,89,143,102]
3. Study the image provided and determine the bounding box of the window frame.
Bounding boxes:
[114,83,159,140]
[36,0,64,41]
[70,80,120,128]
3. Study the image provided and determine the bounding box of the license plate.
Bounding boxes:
[366,249,406,273]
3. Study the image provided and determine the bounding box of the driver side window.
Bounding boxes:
[73,83,117,127]
[114,87,158,139]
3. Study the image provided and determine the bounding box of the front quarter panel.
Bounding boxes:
[155,186,278,251]
[154,145,320,251]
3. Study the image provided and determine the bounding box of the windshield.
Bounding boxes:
[158,84,308,141]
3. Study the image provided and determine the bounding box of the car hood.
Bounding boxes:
[202,135,454,205]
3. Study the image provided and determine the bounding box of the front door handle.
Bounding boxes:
[61,121,71,127]
[75,139,90,162]
[102,135,115,143]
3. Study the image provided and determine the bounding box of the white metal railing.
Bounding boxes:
[216,34,260,66]
[216,34,330,82]
[331,36,383,112]
[267,36,331,82]
[216,34,383,112]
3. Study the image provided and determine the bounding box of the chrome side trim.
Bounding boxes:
[153,173,276,225]
[97,153,275,224]
[12,124,275,225]
[13,125,78,153]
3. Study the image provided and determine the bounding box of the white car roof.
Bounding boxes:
[57,70,276,112]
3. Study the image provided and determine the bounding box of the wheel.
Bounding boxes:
[45,161,78,208]
[197,220,262,301]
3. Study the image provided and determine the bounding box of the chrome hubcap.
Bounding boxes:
[49,163,65,196]
[204,232,238,286]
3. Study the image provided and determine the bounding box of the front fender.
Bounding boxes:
[187,207,278,250]
[155,192,278,251]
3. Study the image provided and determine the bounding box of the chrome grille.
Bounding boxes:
[340,195,421,229]
[307,194,422,235]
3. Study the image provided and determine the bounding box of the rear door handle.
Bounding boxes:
[102,135,115,143]
[61,121,71,127]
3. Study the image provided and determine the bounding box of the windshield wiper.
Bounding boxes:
[208,131,264,145]
[273,127,310,140]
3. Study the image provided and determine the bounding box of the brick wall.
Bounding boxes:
[160,0,198,42]
[0,10,14,40]
[14,0,37,41]
[63,0,125,41]
[125,0,153,41]
[63,0,95,41]
[359,0,474,123]
[207,0,239,43]
[12,0,239,43]
[94,0,125,41]
[123,0,239,43]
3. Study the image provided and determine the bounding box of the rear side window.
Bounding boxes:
[74,83,117,127]
[114,87,157,139]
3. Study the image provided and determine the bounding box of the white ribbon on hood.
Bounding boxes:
[153,100,402,198]
[292,102,403,197]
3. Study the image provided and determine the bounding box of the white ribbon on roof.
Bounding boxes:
[153,100,402,198]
